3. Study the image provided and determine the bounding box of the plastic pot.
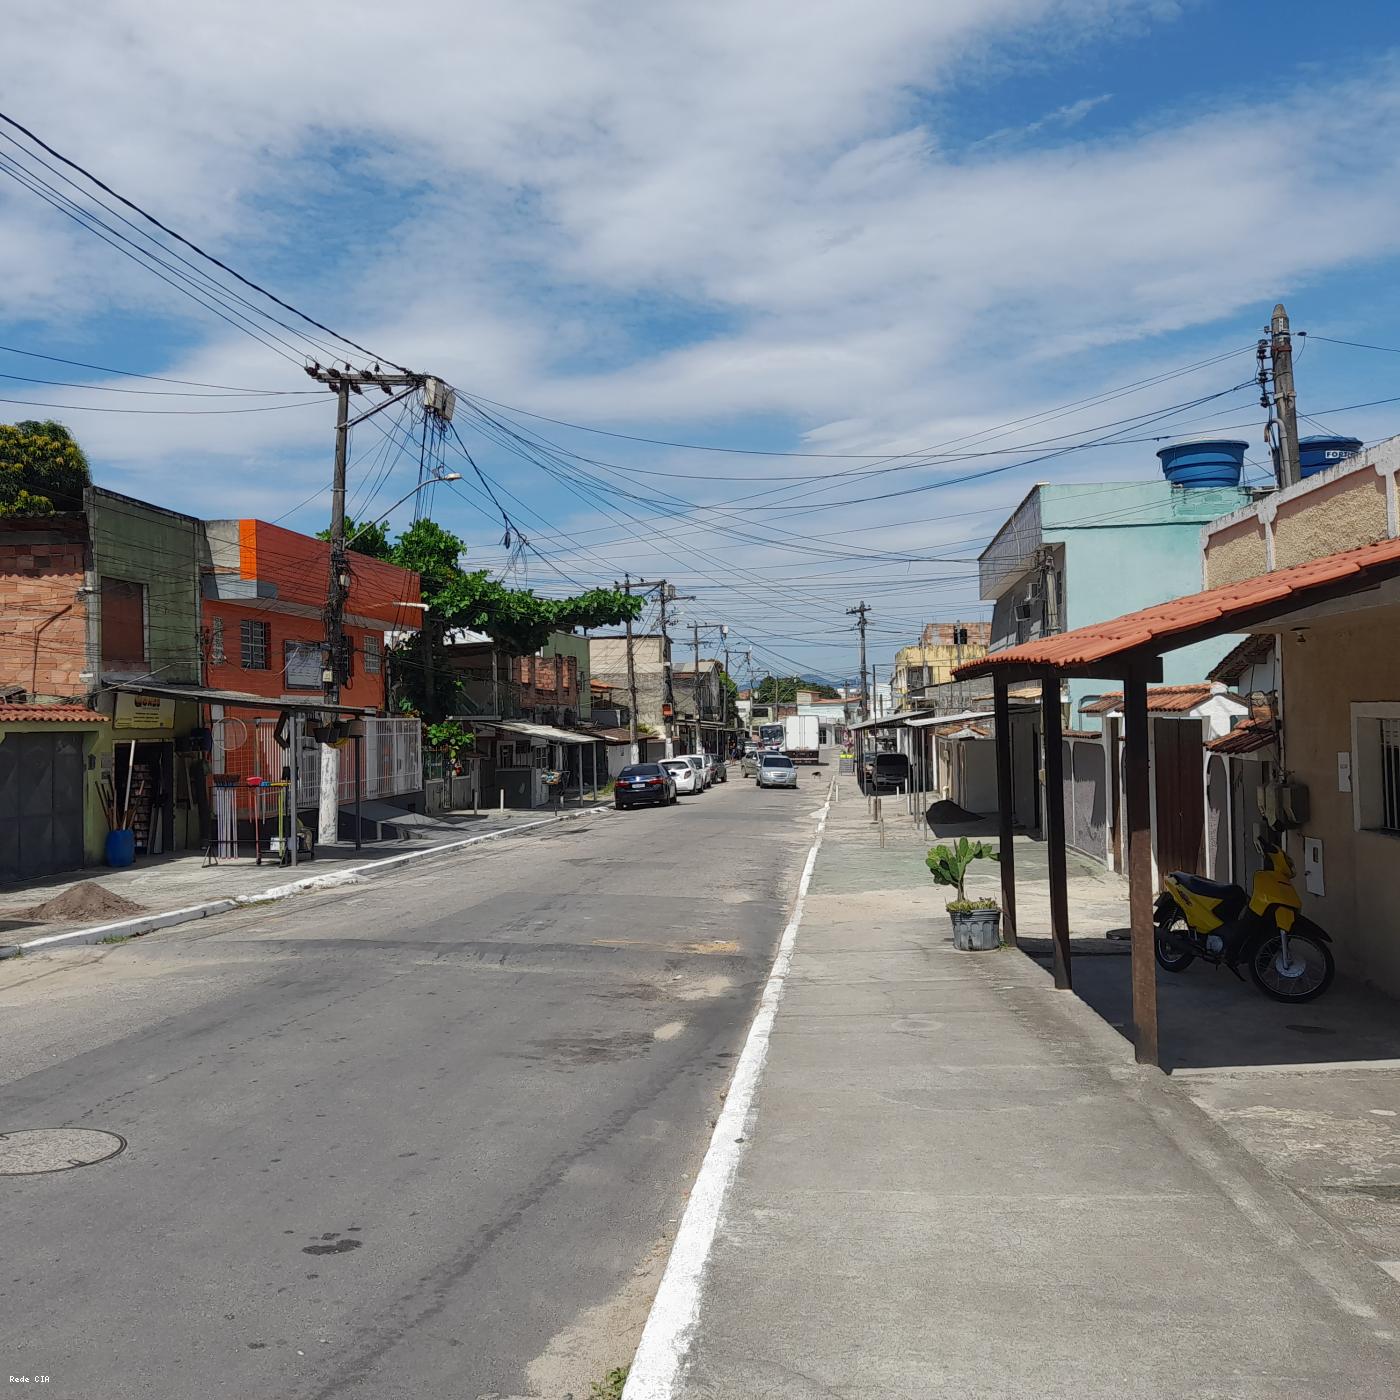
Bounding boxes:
[950,906,1001,951]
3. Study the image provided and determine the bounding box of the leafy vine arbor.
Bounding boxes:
[334,520,642,739]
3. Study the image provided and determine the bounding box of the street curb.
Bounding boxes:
[12,805,612,955]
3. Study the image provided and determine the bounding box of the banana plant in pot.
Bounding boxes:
[926,837,1002,951]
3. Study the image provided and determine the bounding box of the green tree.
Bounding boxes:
[321,516,643,721]
[754,674,839,703]
[0,420,91,516]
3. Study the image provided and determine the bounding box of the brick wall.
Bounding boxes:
[0,523,89,699]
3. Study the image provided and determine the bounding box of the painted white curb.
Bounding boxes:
[623,779,835,1400]
[13,805,611,954]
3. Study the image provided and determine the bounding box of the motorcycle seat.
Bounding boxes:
[1171,871,1242,901]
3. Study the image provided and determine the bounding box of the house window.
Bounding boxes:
[100,577,147,670]
[1382,718,1400,833]
[1352,703,1400,836]
[240,619,270,669]
[284,640,322,690]
[364,633,382,675]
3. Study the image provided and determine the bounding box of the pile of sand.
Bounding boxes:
[22,881,145,921]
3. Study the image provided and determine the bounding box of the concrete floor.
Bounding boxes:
[0,772,825,1400]
[669,773,1400,1398]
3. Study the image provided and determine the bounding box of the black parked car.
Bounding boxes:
[613,762,678,809]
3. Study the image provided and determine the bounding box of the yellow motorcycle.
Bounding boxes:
[1154,838,1334,1003]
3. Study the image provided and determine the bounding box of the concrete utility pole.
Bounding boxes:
[655,583,692,759]
[306,364,446,844]
[846,601,871,720]
[689,619,726,754]
[1269,303,1302,489]
[619,574,641,765]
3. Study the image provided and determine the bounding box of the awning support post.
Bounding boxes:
[1041,675,1072,989]
[1123,666,1160,1066]
[993,675,1018,948]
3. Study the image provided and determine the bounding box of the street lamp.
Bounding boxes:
[346,473,463,546]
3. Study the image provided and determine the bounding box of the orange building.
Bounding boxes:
[200,520,422,801]
[201,519,420,708]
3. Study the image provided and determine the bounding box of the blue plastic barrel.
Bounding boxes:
[1156,440,1249,488]
[105,829,135,868]
[1299,435,1361,478]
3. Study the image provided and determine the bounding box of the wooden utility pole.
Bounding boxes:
[1270,303,1302,489]
[846,601,871,720]
[305,364,434,843]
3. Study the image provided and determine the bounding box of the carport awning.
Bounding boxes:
[905,708,995,729]
[487,720,593,745]
[954,535,1400,681]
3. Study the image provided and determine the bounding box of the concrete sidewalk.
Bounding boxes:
[631,774,1400,1398]
[0,800,609,953]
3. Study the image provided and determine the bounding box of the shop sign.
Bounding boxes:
[114,693,176,730]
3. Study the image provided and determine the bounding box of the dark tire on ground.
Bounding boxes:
[1248,930,1335,1002]
[1154,915,1195,973]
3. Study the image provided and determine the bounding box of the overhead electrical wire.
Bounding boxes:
[0,110,406,371]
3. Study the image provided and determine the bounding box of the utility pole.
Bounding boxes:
[619,574,641,765]
[846,602,871,721]
[1269,303,1302,489]
[305,364,444,844]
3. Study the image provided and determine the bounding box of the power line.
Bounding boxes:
[0,343,320,394]
[0,109,406,371]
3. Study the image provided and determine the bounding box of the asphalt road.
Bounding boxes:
[0,768,828,1400]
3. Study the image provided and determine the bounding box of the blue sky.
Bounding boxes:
[4,1,1400,683]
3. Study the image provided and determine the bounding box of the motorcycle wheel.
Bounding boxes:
[1154,913,1196,972]
[1247,930,1335,1003]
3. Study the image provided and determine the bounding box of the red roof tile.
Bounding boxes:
[0,703,107,723]
[1081,684,1241,715]
[1205,717,1278,755]
[956,536,1400,677]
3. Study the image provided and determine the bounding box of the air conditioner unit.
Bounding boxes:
[1012,600,1035,623]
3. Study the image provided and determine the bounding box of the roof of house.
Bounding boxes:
[1080,684,1240,716]
[956,536,1400,677]
[0,703,107,724]
[1208,632,1275,684]
[1205,716,1278,755]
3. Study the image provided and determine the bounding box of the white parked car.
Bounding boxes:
[660,758,703,796]
[757,753,798,789]
[681,753,714,788]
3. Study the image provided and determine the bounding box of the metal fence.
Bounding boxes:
[1064,735,1108,864]
[293,717,422,808]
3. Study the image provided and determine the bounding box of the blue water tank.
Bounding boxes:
[1156,439,1248,488]
[1299,434,1362,478]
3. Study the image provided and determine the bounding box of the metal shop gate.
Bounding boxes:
[0,731,85,883]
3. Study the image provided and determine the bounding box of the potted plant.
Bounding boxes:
[926,837,1002,951]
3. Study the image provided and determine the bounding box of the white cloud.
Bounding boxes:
[2,0,1399,671]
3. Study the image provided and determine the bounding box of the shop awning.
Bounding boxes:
[955,536,1400,681]
[107,680,377,716]
[848,709,922,731]
[905,708,996,730]
[486,719,593,745]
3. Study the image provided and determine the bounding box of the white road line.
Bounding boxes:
[623,778,835,1400]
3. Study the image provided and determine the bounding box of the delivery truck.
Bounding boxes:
[782,715,820,763]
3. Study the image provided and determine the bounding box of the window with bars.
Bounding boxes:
[240,618,270,669]
[1352,705,1400,836]
[364,633,381,675]
[1381,718,1400,834]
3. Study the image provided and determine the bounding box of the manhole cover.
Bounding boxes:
[1286,1024,1336,1036]
[0,1129,126,1175]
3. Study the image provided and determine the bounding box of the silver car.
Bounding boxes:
[757,753,798,789]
